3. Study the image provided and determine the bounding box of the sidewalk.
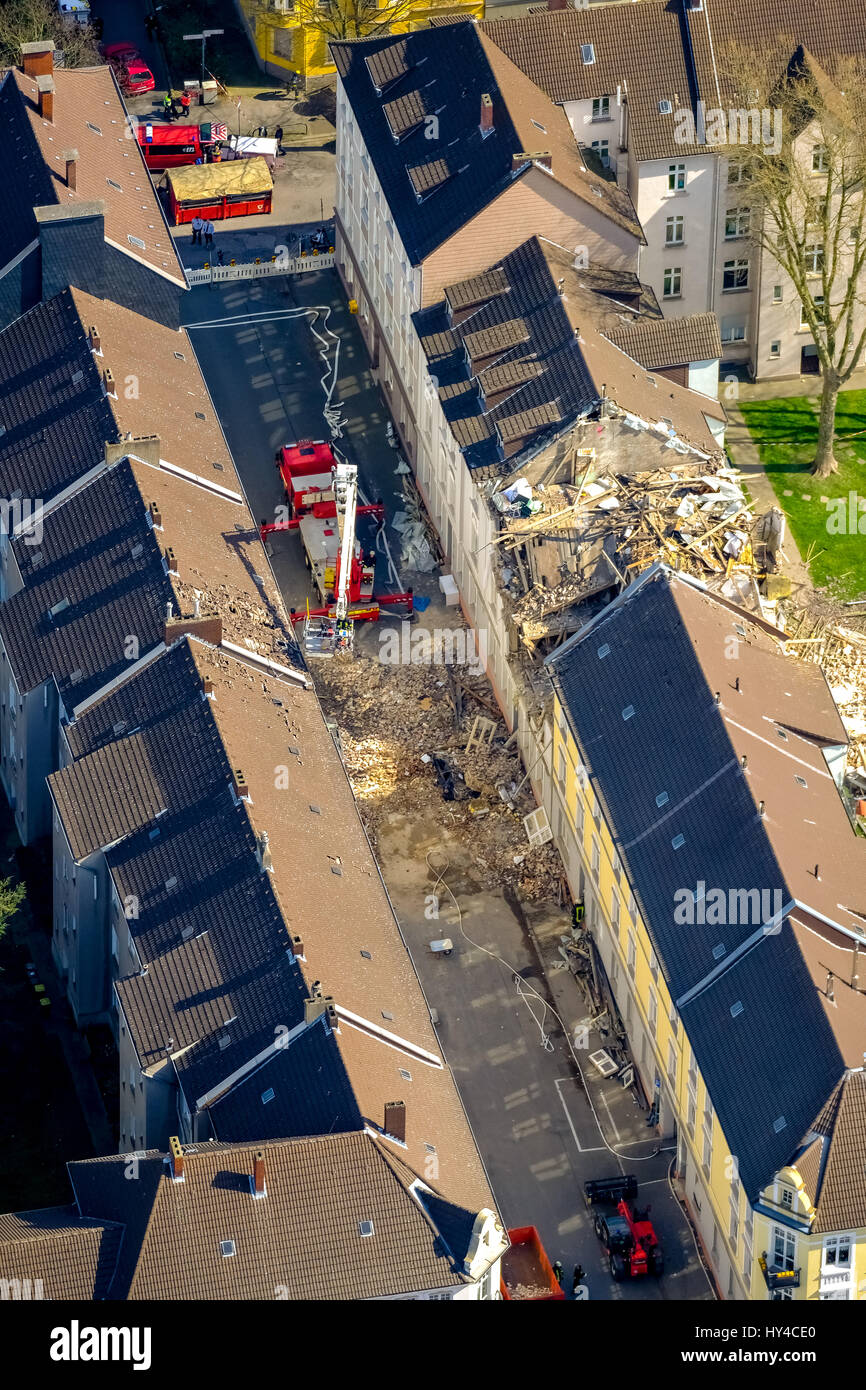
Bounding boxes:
[731,365,866,403]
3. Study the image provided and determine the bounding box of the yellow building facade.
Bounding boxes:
[550,698,866,1302]
[240,1,484,82]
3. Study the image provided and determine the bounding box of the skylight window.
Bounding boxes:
[777,728,788,741]
[581,43,595,65]
[671,833,685,850]
[730,1000,744,1018]
[399,1068,412,1081]
[658,100,673,115]
[656,791,669,808]
[359,1220,374,1238]
[86,121,103,136]
[795,775,807,787]
[261,1088,275,1104]
[107,178,122,191]
[712,943,726,960]
[531,119,547,133]
[622,705,635,720]
[220,1240,236,1258]
[597,643,610,659]
[773,1116,787,1134]
[127,234,145,250]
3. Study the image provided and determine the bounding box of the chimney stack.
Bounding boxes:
[480,93,494,136]
[89,325,101,354]
[169,1135,185,1182]
[149,501,162,530]
[21,40,54,80]
[102,366,116,398]
[384,1100,406,1143]
[291,933,305,960]
[202,674,214,699]
[164,613,224,647]
[63,149,78,191]
[252,1150,266,1199]
[165,546,179,576]
[37,74,55,124]
[232,767,250,800]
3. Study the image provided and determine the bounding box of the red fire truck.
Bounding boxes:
[260,441,413,655]
[137,122,219,171]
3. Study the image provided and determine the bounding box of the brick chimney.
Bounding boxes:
[102,366,116,398]
[164,613,224,647]
[88,324,101,354]
[231,767,250,800]
[21,41,54,79]
[252,1150,266,1199]
[37,74,55,124]
[201,674,214,699]
[169,1135,185,1183]
[384,1100,406,1143]
[148,501,162,530]
[63,149,78,191]
[480,93,494,136]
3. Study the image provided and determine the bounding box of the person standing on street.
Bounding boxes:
[572,1265,585,1295]
[180,90,191,117]
[144,13,157,41]
[274,125,284,154]
[202,218,215,250]
[552,1260,564,1287]
[163,92,174,121]
[191,215,204,246]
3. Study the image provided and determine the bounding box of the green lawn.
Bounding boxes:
[739,390,866,600]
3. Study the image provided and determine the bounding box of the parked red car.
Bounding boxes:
[103,42,156,95]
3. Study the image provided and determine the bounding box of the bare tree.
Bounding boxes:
[251,0,418,46]
[0,0,101,69]
[722,43,866,476]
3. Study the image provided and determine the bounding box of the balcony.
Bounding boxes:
[759,1254,800,1292]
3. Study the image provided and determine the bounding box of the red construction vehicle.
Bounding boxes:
[500,1226,565,1301]
[259,441,413,655]
[584,1175,664,1281]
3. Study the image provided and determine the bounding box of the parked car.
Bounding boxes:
[102,42,156,95]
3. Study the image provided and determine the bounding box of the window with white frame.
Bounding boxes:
[628,890,637,923]
[723,258,749,290]
[811,144,828,172]
[668,163,685,191]
[591,139,610,167]
[648,987,658,1032]
[663,266,682,298]
[772,284,783,302]
[610,888,620,933]
[742,1206,753,1281]
[729,1190,739,1247]
[687,1056,697,1134]
[780,1185,793,1210]
[627,929,636,978]
[727,159,750,185]
[649,948,659,982]
[591,835,600,879]
[701,1094,713,1175]
[823,1234,851,1267]
[665,214,684,245]
[772,1225,796,1271]
[800,294,824,328]
[591,95,610,120]
[557,747,567,788]
[724,207,750,238]
[667,1038,677,1086]
[804,242,824,274]
[769,341,781,358]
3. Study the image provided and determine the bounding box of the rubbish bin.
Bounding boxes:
[201,80,218,106]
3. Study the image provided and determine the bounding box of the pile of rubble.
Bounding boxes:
[314,650,563,902]
[784,610,866,782]
[491,460,758,656]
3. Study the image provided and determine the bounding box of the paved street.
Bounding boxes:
[184,267,714,1301]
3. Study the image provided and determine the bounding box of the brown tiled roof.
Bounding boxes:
[452,416,496,447]
[791,1136,824,1207]
[0,1207,122,1299]
[365,38,412,94]
[477,30,643,241]
[68,1133,497,1300]
[606,313,723,371]
[807,1072,866,1234]
[6,64,184,285]
[49,732,167,861]
[687,0,866,109]
[481,1,695,163]
[498,402,561,444]
[480,359,544,395]
[446,266,510,314]
[384,88,431,140]
[407,156,452,198]
[464,318,530,361]
[421,329,460,361]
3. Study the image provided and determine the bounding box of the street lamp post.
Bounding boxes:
[182,28,224,90]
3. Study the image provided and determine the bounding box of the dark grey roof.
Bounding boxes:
[331,24,519,264]
[62,641,307,1103]
[48,731,167,861]
[0,457,173,704]
[0,71,55,267]
[210,1016,363,1143]
[547,567,846,1198]
[0,290,119,503]
[413,236,597,469]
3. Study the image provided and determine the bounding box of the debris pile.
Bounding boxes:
[489,459,756,659]
[784,612,866,780]
[314,649,563,901]
[392,477,443,574]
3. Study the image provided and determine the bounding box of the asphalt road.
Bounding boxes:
[184,266,714,1302]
